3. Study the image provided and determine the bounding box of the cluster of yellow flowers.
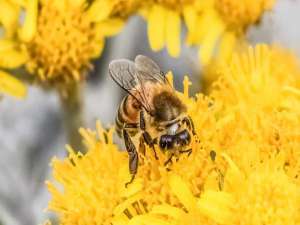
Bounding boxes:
[46,44,300,225]
[0,0,275,96]
[142,0,275,63]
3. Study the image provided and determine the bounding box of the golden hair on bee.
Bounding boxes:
[152,90,186,122]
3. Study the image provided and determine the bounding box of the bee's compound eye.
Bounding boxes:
[159,135,173,149]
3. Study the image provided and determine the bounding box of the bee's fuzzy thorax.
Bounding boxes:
[152,90,186,122]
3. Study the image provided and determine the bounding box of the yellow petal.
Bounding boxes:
[113,193,143,216]
[0,70,27,99]
[111,215,129,225]
[283,85,300,98]
[18,0,38,42]
[199,18,224,65]
[183,5,197,45]
[148,5,166,51]
[221,153,242,177]
[218,31,236,61]
[66,0,85,8]
[166,9,180,57]
[169,174,197,211]
[0,0,20,37]
[85,0,113,22]
[96,19,125,37]
[183,75,191,98]
[49,0,67,11]
[150,204,184,220]
[128,215,173,225]
[197,191,234,224]
[91,38,105,58]
[0,39,28,68]
[165,71,174,88]
[0,39,15,51]
[9,0,26,7]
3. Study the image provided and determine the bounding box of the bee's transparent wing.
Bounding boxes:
[109,59,152,113]
[134,55,169,85]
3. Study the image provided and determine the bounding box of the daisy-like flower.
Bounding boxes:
[123,155,300,225]
[46,122,135,225]
[0,0,137,94]
[46,44,300,224]
[141,0,275,64]
[185,0,276,64]
[25,0,129,91]
[223,154,300,225]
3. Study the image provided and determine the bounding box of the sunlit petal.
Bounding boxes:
[18,0,38,42]
[0,70,27,98]
[148,5,166,51]
[166,10,180,57]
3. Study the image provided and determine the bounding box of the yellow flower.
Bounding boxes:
[26,0,126,89]
[0,0,135,93]
[142,0,275,64]
[215,0,275,31]
[115,174,233,225]
[47,122,134,225]
[185,0,275,64]
[223,155,300,225]
[46,44,300,224]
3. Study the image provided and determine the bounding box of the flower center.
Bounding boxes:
[26,2,97,86]
[215,0,275,30]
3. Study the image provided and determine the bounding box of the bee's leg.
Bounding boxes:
[142,132,158,159]
[140,111,158,159]
[179,148,192,156]
[123,129,138,188]
[182,116,196,136]
[164,153,174,166]
[139,136,146,156]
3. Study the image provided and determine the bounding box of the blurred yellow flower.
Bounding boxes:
[25,0,127,89]
[223,154,300,225]
[186,0,275,64]
[46,44,300,225]
[141,0,275,64]
[144,2,182,57]
[0,0,136,93]
[215,0,275,30]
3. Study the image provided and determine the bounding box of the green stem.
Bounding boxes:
[59,83,85,153]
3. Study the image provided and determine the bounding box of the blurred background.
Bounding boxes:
[0,0,300,224]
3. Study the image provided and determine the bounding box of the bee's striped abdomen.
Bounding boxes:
[115,95,140,137]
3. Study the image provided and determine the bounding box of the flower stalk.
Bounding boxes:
[59,82,85,153]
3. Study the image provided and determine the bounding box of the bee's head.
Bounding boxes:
[159,129,191,150]
[152,91,186,122]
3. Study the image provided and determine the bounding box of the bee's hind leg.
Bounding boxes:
[140,111,158,160]
[123,129,138,188]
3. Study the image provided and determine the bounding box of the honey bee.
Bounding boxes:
[109,55,196,186]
